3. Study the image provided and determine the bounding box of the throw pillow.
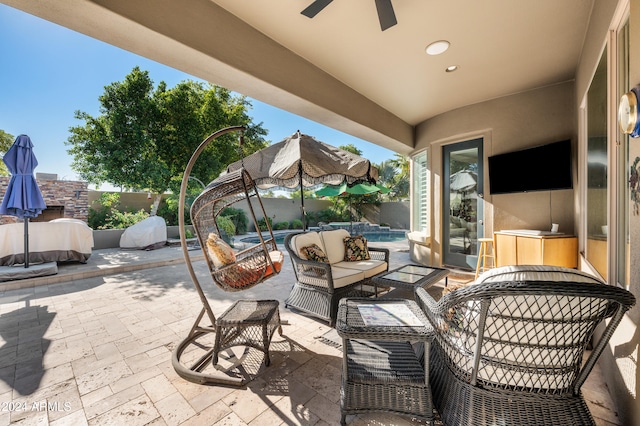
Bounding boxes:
[206,233,236,268]
[299,244,329,263]
[343,235,370,261]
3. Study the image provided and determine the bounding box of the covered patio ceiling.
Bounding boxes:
[1,0,593,154]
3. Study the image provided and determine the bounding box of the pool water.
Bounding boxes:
[237,231,408,245]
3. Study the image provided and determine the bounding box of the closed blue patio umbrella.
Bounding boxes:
[0,135,46,268]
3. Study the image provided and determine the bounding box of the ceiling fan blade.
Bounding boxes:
[301,0,334,18]
[374,0,397,31]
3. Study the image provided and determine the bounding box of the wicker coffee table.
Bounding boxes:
[336,298,434,425]
[372,264,449,297]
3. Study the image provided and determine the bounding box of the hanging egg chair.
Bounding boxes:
[172,126,284,386]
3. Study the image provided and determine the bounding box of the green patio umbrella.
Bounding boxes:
[315,182,389,232]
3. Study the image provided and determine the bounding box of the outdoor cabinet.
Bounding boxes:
[494,231,578,268]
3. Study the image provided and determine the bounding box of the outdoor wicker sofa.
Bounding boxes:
[284,229,389,326]
[415,265,636,426]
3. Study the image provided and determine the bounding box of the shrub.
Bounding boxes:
[184,227,195,239]
[256,217,273,232]
[216,216,236,244]
[88,193,149,229]
[105,209,149,229]
[274,221,289,230]
[313,208,349,224]
[221,207,248,234]
[156,186,202,226]
[88,204,110,229]
[155,201,178,226]
[290,219,304,229]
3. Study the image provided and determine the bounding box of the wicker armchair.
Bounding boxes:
[284,230,389,326]
[415,265,636,426]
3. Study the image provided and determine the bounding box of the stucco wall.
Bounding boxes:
[88,191,170,212]
[88,190,409,231]
[413,82,575,264]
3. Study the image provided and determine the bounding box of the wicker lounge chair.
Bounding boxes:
[415,265,636,426]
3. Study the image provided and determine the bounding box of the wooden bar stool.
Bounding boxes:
[475,238,495,279]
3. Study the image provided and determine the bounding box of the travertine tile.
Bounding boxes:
[180,400,233,426]
[221,386,282,424]
[80,385,113,409]
[261,395,321,425]
[141,374,176,403]
[84,383,146,420]
[155,392,197,426]
[303,393,342,425]
[185,383,235,413]
[88,394,159,425]
[75,359,133,395]
[212,411,249,426]
[50,408,89,426]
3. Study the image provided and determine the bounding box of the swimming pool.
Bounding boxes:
[236,230,408,245]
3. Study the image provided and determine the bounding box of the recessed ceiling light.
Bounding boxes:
[446,65,458,72]
[426,40,450,55]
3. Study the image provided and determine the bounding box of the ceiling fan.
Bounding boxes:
[301,0,397,31]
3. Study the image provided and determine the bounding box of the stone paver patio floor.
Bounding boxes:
[0,242,622,425]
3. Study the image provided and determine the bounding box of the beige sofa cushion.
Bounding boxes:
[333,259,388,278]
[319,229,350,264]
[292,232,325,255]
[298,265,365,288]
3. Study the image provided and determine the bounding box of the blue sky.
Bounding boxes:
[0,4,396,190]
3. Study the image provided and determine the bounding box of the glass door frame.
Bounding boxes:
[442,138,484,269]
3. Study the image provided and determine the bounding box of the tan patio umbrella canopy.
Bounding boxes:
[225,131,378,189]
[224,131,378,229]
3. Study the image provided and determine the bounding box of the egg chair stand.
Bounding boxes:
[171,126,284,386]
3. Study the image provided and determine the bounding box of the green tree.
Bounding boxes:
[66,67,268,214]
[376,153,409,201]
[339,144,362,156]
[389,153,410,200]
[0,130,15,176]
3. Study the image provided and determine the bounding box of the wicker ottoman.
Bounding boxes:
[342,339,432,422]
[212,299,282,367]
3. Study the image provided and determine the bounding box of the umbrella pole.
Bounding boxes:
[300,179,306,231]
[299,163,306,231]
[349,196,353,235]
[24,219,29,268]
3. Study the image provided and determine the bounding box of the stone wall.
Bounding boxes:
[0,177,89,224]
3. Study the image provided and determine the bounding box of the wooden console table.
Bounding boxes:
[494,231,578,268]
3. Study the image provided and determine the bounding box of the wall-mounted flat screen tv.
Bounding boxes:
[488,139,573,194]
